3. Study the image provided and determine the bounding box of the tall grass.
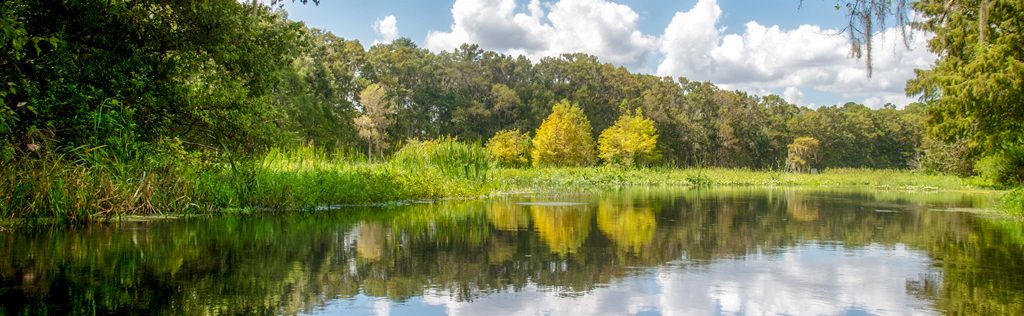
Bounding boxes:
[390,137,490,180]
[0,141,498,222]
[243,145,462,209]
[0,144,193,222]
[999,187,1024,217]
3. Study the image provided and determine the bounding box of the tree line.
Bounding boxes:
[1,0,1019,180]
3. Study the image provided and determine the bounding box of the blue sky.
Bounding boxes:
[282,1,849,44]
[282,0,933,108]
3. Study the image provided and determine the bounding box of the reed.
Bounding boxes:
[390,137,490,180]
[1,139,1014,223]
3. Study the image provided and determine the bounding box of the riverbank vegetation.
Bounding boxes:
[1,0,1022,221]
[0,140,1004,223]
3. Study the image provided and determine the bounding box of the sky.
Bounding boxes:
[280,0,935,108]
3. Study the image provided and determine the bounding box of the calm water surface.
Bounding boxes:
[2,188,1023,315]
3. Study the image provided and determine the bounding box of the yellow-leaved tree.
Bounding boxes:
[531,100,596,167]
[354,83,394,161]
[486,129,531,167]
[598,109,659,167]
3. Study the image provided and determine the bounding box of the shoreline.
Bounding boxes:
[4,164,1017,225]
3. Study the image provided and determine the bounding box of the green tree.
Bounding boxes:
[0,0,318,155]
[355,83,394,160]
[277,31,364,149]
[907,0,1024,175]
[598,109,659,167]
[490,84,525,131]
[363,38,446,140]
[486,129,531,167]
[531,100,595,167]
[786,137,821,173]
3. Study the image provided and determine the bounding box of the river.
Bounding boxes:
[1,188,1022,315]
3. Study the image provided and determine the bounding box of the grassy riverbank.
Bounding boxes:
[1,145,1018,222]
[0,145,492,222]
[493,167,975,191]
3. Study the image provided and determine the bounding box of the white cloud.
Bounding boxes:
[373,15,399,44]
[425,0,656,69]
[656,0,935,107]
[656,0,721,79]
[422,0,934,107]
[783,87,804,105]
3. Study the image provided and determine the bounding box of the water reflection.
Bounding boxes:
[598,197,657,253]
[384,243,936,315]
[486,203,529,231]
[1,188,1022,315]
[530,203,592,256]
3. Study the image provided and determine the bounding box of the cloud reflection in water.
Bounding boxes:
[322,243,938,316]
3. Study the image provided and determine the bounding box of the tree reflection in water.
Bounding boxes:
[0,188,1020,315]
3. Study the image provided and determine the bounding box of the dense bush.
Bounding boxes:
[598,109,659,167]
[486,129,531,167]
[975,144,1024,186]
[919,136,975,176]
[531,100,596,167]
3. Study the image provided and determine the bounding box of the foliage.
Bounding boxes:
[684,169,713,187]
[598,109,659,167]
[789,102,925,169]
[919,135,975,176]
[999,187,1024,216]
[531,100,596,167]
[486,129,531,167]
[786,137,821,173]
[391,137,490,180]
[975,144,1024,186]
[908,0,1024,169]
[277,29,364,150]
[355,83,394,160]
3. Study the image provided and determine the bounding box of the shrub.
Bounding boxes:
[685,169,712,187]
[975,143,1024,186]
[486,129,531,167]
[391,137,489,180]
[919,136,975,176]
[598,109,659,167]
[531,100,595,167]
